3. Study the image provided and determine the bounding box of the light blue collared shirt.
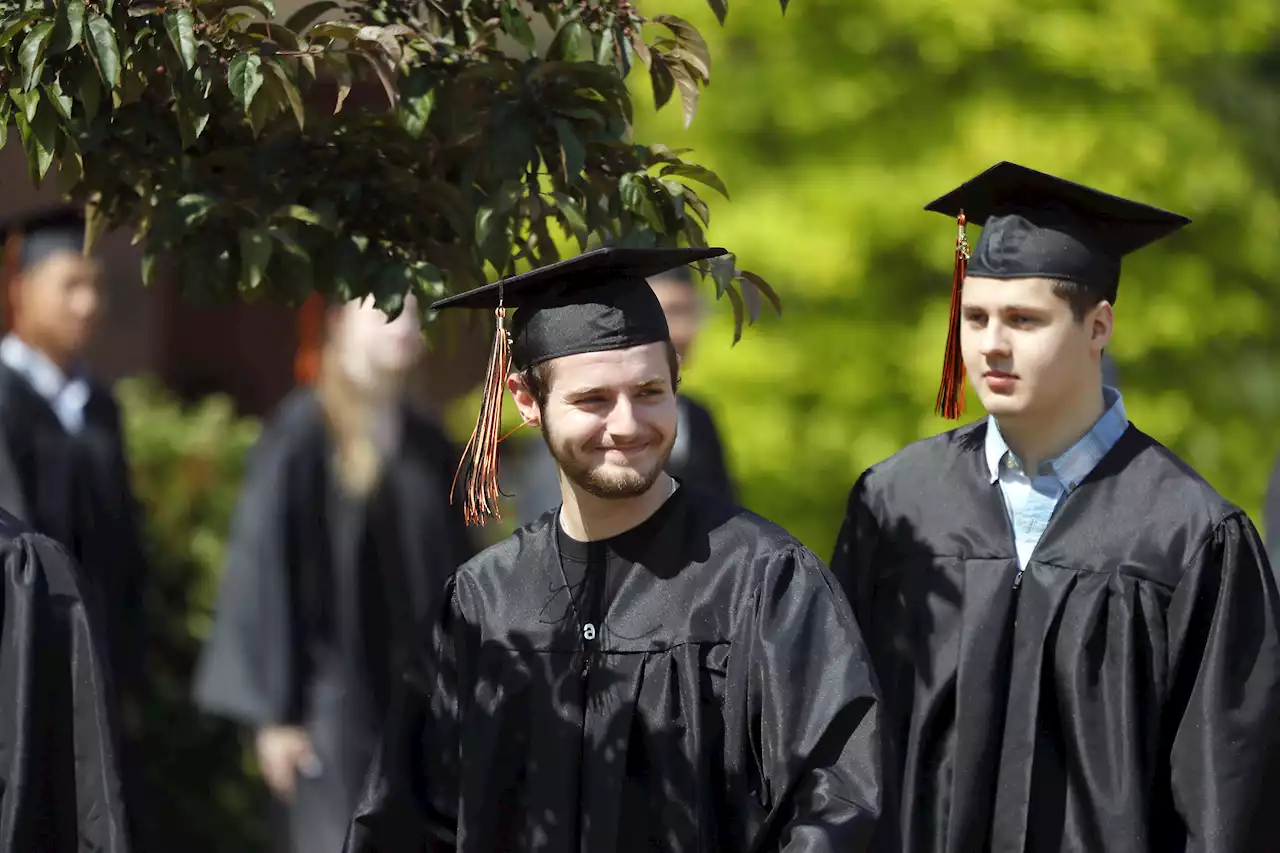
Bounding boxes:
[0,334,91,434]
[986,386,1129,568]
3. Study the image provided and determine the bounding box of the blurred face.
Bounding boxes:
[14,251,103,363]
[960,276,1111,422]
[649,276,703,361]
[333,292,424,382]
[513,343,678,499]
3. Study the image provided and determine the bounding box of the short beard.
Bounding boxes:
[542,417,674,500]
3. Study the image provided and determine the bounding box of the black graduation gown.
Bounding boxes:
[0,509,132,852]
[346,488,883,853]
[831,421,1280,853]
[667,394,734,502]
[194,389,473,853]
[1264,454,1280,558]
[0,363,150,696]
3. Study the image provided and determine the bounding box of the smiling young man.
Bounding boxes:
[831,162,1280,852]
[345,247,883,853]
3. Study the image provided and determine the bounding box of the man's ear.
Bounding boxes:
[507,372,541,427]
[1089,301,1114,352]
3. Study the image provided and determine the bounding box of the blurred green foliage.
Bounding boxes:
[117,378,269,853]
[622,0,1280,553]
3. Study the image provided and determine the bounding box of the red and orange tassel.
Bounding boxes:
[934,211,970,420]
[451,307,512,525]
[294,293,327,385]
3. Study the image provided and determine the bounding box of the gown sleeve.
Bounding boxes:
[1159,511,1280,851]
[829,473,882,628]
[191,423,299,727]
[1265,455,1280,561]
[729,546,883,852]
[345,574,475,853]
[0,528,133,853]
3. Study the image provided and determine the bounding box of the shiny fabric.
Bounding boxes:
[832,421,1280,853]
[346,490,883,852]
[0,510,132,852]
[194,390,473,853]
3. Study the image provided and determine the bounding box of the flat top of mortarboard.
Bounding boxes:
[923,161,1190,256]
[430,246,728,311]
[0,205,85,237]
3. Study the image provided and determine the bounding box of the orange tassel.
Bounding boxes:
[1,229,24,334]
[451,307,512,525]
[294,293,327,385]
[934,211,970,420]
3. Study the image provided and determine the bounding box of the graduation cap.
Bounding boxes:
[923,161,1190,419]
[432,245,727,524]
[0,206,88,333]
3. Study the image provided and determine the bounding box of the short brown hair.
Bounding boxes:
[519,341,681,409]
[1051,279,1109,322]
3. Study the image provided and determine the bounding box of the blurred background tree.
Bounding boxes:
[624,0,1280,552]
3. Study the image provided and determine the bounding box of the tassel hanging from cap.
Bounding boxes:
[294,293,327,385]
[1,229,24,334]
[451,306,512,525]
[934,211,971,420]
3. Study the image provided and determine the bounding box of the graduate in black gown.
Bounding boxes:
[194,292,473,853]
[1,508,133,852]
[345,247,883,853]
[0,207,150,709]
[649,264,735,503]
[832,162,1280,853]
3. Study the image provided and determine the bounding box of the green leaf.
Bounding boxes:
[373,263,412,314]
[50,0,85,53]
[76,58,101,122]
[267,60,305,130]
[277,240,313,296]
[19,21,55,90]
[595,17,616,66]
[739,270,782,317]
[415,262,446,300]
[708,0,728,25]
[281,204,324,226]
[285,0,340,33]
[500,2,535,54]
[238,228,272,289]
[0,96,10,150]
[354,49,398,109]
[55,132,83,194]
[177,193,217,226]
[227,52,264,113]
[550,191,588,248]
[668,60,699,129]
[653,15,710,79]
[141,251,158,286]
[8,87,37,122]
[41,79,72,120]
[709,254,736,298]
[25,92,58,181]
[331,234,365,298]
[552,118,585,180]
[86,14,120,88]
[309,20,362,41]
[397,73,433,138]
[659,162,729,199]
[246,21,301,50]
[0,13,39,49]
[549,20,591,62]
[165,9,196,71]
[725,283,745,344]
[649,53,675,111]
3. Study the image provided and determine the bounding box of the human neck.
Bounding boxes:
[558,472,677,542]
[995,382,1106,472]
[9,329,73,374]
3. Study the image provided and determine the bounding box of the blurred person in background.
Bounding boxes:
[194,292,474,853]
[502,265,735,525]
[833,163,1280,851]
[0,206,150,712]
[648,264,735,502]
[1265,456,1279,560]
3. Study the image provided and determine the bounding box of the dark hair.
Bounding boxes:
[1051,279,1109,322]
[519,341,681,409]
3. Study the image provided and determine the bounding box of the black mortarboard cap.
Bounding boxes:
[432,245,727,370]
[0,206,86,272]
[924,161,1190,303]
